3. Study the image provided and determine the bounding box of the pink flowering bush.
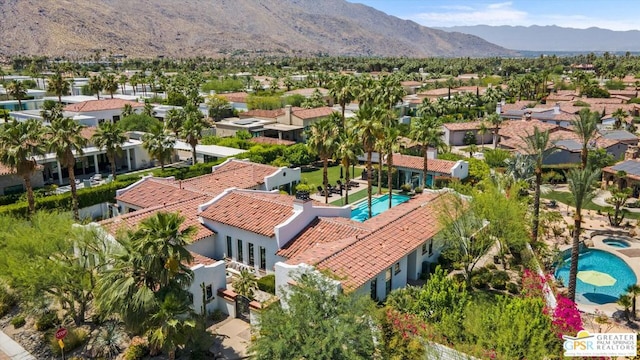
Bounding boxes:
[552,295,583,338]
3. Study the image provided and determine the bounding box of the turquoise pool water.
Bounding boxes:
[351,194,410,222]
[555,249,637,305]
[603,238,631,248]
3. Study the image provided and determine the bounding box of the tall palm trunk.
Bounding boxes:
[568,213,582,302]
[191,143,197,165]
[422,145,429,188]
[23,174,35,215]
[532,168,542,243]
[341,104,346,129]
[377,152,383,195]
[367,151,372,219]
[344,163,350,205]
[581,149,588,169]
[68,164,80,220]
[494,125,499,149]
[108,152,117,180]
[387,151,394,208]
[323,158,329,204]
[17,99,23,111]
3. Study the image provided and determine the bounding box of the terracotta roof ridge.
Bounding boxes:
[319,192,446,264]
[232,189,295,207]
[317,216,372,231]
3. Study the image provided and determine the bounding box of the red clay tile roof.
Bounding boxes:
[292,107,335,120]
[180,160,279,194]
[313,192,455,290]
[64,99,143,112]
[116,178,205,209]
[81,127,97,140]
[443,120,488,131]
[277,217,371,260]
[188,251,218,266]
[199,191,298,237]
[0,164,15,176]
[240,108,285,119]
[391,153,458,175]
[100,196,214,242]
[250,137,296,146]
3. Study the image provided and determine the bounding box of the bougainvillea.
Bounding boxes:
[552,295,583,338]
[380,307,428,360]
[521,269,553,298]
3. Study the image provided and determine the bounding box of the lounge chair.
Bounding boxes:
[336,180,347,190]
[348,180,360,188]
[317,185,332,197]
[329,184,341,195]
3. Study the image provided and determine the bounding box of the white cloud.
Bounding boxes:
[410,2,528,27]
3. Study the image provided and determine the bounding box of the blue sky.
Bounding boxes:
[347,1,640,31]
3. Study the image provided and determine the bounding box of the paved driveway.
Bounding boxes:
[208,318,252,359]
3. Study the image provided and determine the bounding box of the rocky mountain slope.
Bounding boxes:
[0,0,515,58]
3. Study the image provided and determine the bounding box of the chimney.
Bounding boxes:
[523,110,532,121]
[501,98,506,106]
[553,103,560,115]
[293,190,313,212]
[625,145,639,160]
[285,105,292,125]
[496,103,502,114]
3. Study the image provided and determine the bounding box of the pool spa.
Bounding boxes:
[555,248,637,305]
[603,238,631,249]
[351,194,410,222]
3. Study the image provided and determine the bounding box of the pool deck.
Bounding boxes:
[561,235,640,316]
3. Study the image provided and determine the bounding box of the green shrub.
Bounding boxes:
[485,263,497,270]
[257,274,276,294]
[49,328,87,355]
[123,342,149,360]
[400,183,412,193]
[452,273,467,284]
[11,315,25,328]
[471,271,491,289]
[490,270,510,290]
[506,282,520,294]
[483,149,512,168]
[35,311,59,331]
[0,286,17,317]
[414,187,424,194]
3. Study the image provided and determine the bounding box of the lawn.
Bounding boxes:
[300,165,364,188]
[329,186,388,206]
[541,190,640,220]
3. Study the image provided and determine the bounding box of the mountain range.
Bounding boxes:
[438,25,640,52]
[0,0,514,58]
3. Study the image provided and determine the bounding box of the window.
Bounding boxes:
[237,239,244,262]
[429,241,434,256]
[226,236,232,258]
[259,246,266,270]
[421,242,428,255]
[205,285,213,300]
[394,262,401,275]
[248,243,255,266]
[370,278,377,300]
[385,268,392,295]
[188,292,194,304]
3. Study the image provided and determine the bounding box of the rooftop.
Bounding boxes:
[391,153,458,174]
[64,98,144,112]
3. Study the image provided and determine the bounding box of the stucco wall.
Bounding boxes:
[451,160,469,180]
[0,171,45,195]
[189,260,227,316]
[263,167,301,192]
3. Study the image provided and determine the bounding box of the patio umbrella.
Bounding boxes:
[577,270,617,287]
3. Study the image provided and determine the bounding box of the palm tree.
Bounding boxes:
[383,125,400,208]
[92,121,127,180]
[88,75,104,100]
[147,292,196,360]
[520,128,556,243]
[48,117,87,220]
[409,115,444,189]
[328,75,355,128]
[103,74,119,99]
[477,121,490,149]
[165,108,186,137]
[574,108,599,169]
[118,74,128,94]
[143,126,176,171]
[618,294,633,321]
[6,80,27,111]
[626,284,640,321]
[306,118,340,204]
[335,126,362,205]
[612,108,627,130]
[121,103,134,118]
[566,168,601,302]
[486,113,503,149]
[0,119,45,215]
[233,269,258,299]
[97,212,195,333]
[180,111,208,165]
[355,105,383,219]
[129,73,139,96]
[48,73,70,103]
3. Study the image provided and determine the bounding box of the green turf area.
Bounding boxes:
[329,186,387,206]
[300,165,364,188]
[541,190,640,220]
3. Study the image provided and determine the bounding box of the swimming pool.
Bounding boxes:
[555,249,637,305]
[603,238,631,248]
[351,194,410,222]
